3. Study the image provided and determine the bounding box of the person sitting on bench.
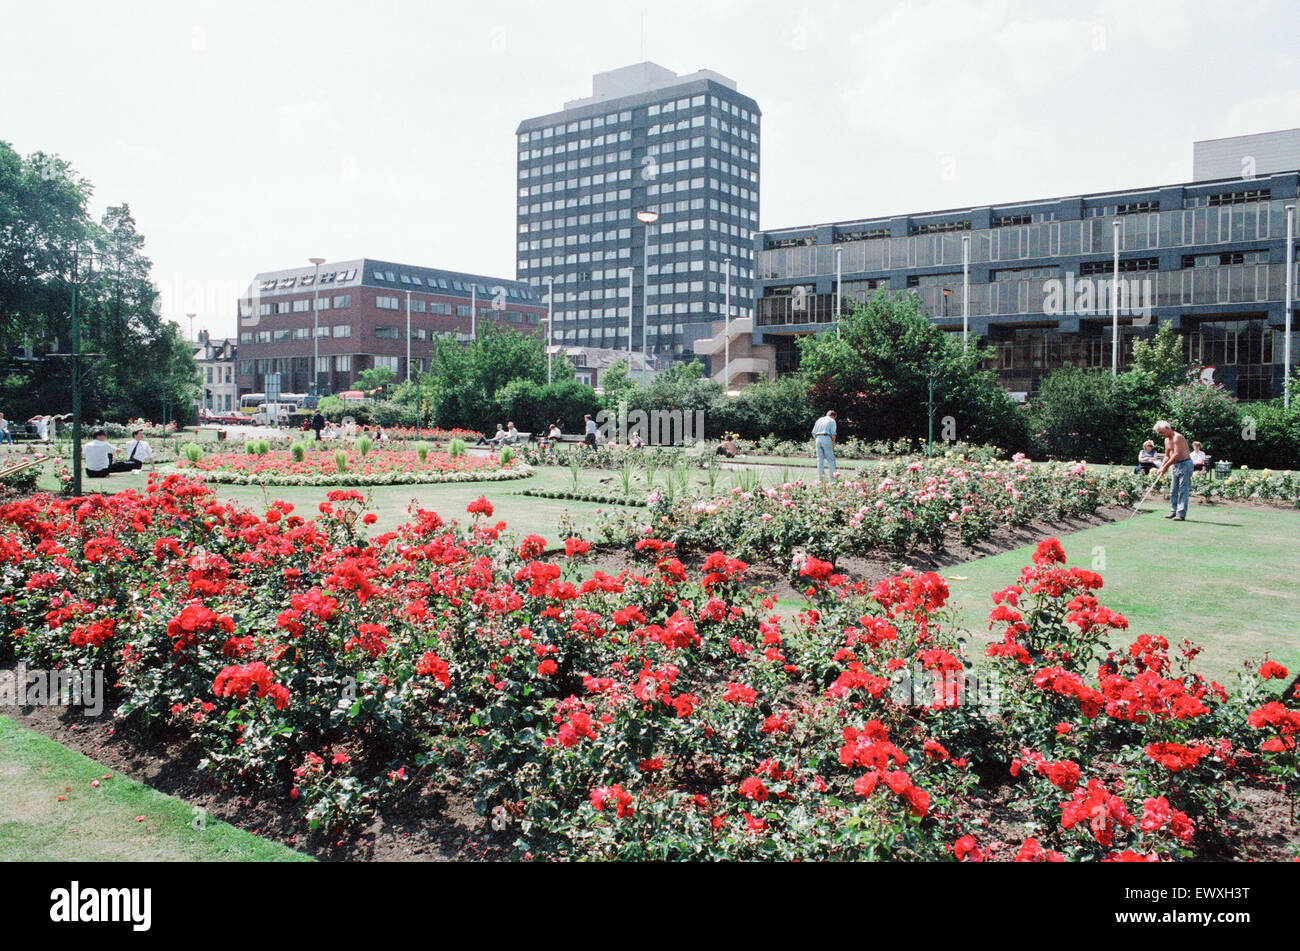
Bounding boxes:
[1190,441,1211,472]
[477,424,506,447]
[1136,440,1162,474]
[115,429,153,471]
[83,429,120,479]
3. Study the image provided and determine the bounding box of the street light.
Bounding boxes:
[636,209,659,384]
[405,289,412,383]
[67,247,101,497]
[626,265,635,364]
[1111,219,1121,377]
[961,233,971,352]
[309,256,325,396]
[723,256,732,389]
[1286,205,1295,409]
[545,276,554,385]
[186,312,196,344]
[833,246,842,339]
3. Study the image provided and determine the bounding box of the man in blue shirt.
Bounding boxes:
[812,410,837,481]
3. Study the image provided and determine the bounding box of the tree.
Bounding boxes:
[0,143,198,422]
[356,365,396,397]
[796,292,1027,451]
[1131,322,1189,388]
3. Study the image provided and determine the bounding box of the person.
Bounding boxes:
[311,410,325,441]
[1190,441,1211,472]
[31,415,47,441]
[629,430,644,450]
[376,426,390,442]
[1136,440,1163,474]
[476,424,506,447]
[0,413,11,444]
[1152,420,1194,521]
[503,422,520,445]
[540,420,562,449]
[114,429,153,471]
[83,429,120,479]
[715,435,738,458]
[583,414,598,451]
[812,410,837,481]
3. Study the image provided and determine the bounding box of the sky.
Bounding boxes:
[4,0,1299,340]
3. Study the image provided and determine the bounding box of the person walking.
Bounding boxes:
[583,413,598,451]
[0,413,11,445]
[311,410,325,441]
[812,410,837,481]
[1152,420,1193,521]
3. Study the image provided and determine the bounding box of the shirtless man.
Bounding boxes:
[1152,420,1193,521]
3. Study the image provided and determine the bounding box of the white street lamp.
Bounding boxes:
[309,257,325,395]
[626,265,634,363]
[1286,205,1295,409]
[961,234,971,352]
[545,275,554,385]
[1111,220,1121,377]
[834,246,842,339]
[637,209,659,384]
[723,256,732,389]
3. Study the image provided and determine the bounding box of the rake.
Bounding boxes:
[1126,477,1161,520]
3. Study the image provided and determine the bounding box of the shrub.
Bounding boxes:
[290,442,307,463]
[335,449,347,473]
[447,438,466,458]
[415,442,430,463]
[357,435,373,457]
[182,443,203,464]
[499,446,516,465]
[1161,383,1241,462]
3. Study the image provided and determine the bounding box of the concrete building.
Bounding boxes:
[548,345,656,388]
[192,331,238,413]
[235,259,545,396]
[754,148,1300,400]
[516,62,760,369]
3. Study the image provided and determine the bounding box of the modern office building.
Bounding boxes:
[754,159,1300,399]
[192,331,238,413]
[1194,129,1300,182]
[515,62,761,372]
[235,259,545,396]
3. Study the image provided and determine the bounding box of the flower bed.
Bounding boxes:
[598,454,1143,564]
[0,477,1292,860]
[167,448,529,486]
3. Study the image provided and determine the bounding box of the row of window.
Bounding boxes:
[257,268,358,293]
[242,294,353,318]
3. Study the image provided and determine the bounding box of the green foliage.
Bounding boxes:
[796,292,1028,452]
[1235,400,1300,470]
[1131,323,1190,387]
[1160,383,1239,459]
[356,435,373,457]
[415,442,430,463]
[334,449,348,473]
[356,366,397,397]
[706,375,815,441]
[494,377,598,434]
[499,446,516,465]
[289,442,307,462]
[447,437,466,458]
[1027,367,1160,463]
[315,394,345,417]
[422,326,566,432]
[182,443,203,464]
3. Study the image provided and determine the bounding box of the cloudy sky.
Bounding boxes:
[4,0,1298,339]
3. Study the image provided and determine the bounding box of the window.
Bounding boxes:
[332,324,351,338]
[292,299,309,312]
[374,326,399,339]
[333,295,351,308]
[375,295,400,310]
[335,355,351,371]
[373,355,399,371]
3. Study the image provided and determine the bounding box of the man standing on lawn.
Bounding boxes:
[812,409,837,481]
[1152,419,1193,520]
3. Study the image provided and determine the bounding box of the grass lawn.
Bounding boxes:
[0,716,309,861]
[941,503,1300,685]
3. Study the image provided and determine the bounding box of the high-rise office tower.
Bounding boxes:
[516,62,760,368]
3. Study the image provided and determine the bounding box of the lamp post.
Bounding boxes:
[1286,205,1295,409]
[405,289,412,383]
[68,247,100,498]
[626,265,634,363]
[186,312,196,344]
[834,246,842,338]
[545,276,554,385]
[1111,219,1121,377]
[637,209,659,384]
[723,256,732,389]
[470,283,477,341]
[309,256,325,396]
[961,233,971,351]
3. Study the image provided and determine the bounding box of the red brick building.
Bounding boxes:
[235,258,546,396]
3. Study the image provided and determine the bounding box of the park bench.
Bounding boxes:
[9,423,43,442]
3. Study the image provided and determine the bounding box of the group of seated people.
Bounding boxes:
[477,421,525,447]
[1136,439,1212,473]
[84,429,154,478]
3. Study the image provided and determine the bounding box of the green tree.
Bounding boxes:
[797,292,1027,451]
[1131,322,1189,387]
[356,365,397,397]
